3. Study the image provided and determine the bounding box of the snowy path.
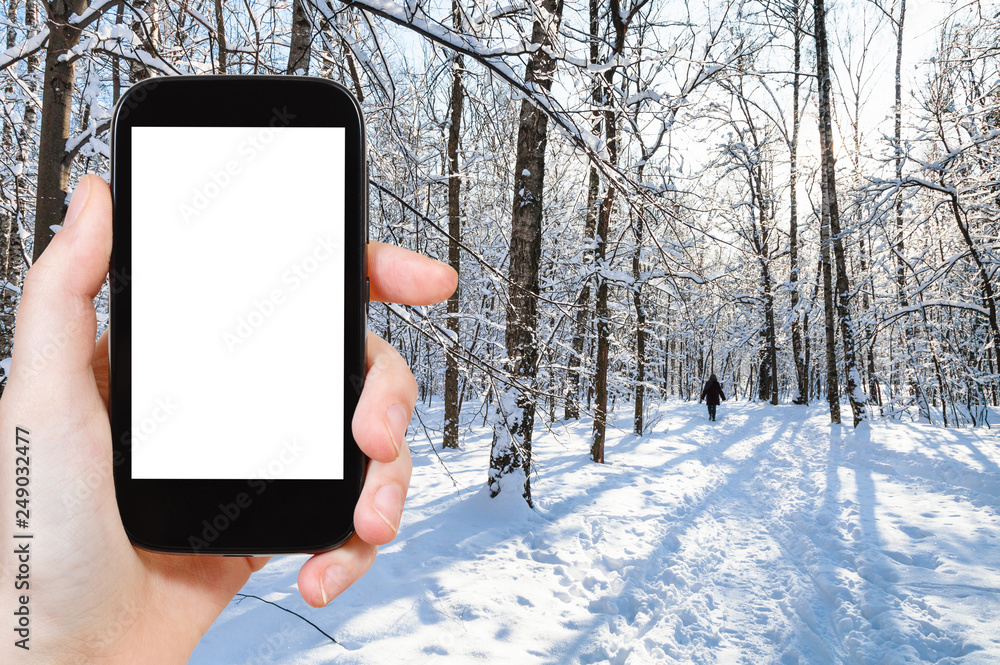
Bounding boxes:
[190,401,1000,664]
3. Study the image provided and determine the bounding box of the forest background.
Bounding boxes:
[1,0,997,504]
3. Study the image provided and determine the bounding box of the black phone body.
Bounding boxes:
[109,75,367,555]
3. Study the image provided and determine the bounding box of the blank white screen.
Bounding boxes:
[130,126,345,480]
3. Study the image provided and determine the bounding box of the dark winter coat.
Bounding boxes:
[700,375,727,406]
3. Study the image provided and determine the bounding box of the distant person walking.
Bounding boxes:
[699,373,726,422]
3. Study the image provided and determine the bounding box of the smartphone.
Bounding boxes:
[109,75,368,555]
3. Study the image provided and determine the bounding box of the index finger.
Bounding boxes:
[367,241,457,305]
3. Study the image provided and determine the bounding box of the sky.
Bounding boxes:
[368,0,957,206]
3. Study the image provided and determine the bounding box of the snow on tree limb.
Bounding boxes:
[0,26,49,71]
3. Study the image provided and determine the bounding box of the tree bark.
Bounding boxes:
[488,0,564,504]
[592,0,630,463]
[893,0,907,305]
[129,0,160,81]
[891,0,919,408]
[287,0,312,74]
[565,0,600,421]
[442,3,464,449]
[789,8,808,404]
[760,261,778,406]
[591,103,615,462]
[565,163,598,420]
[2,0,27,368]
[214,0,227,73]
[819,164,840,421]
[631,205,646,434]
[20,0,39,151]
[814,0,866,425]
[33,0,89,261]
[112,0,123,101]
[751,134,778,406]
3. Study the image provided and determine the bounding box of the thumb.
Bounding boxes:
[10,175,113,382]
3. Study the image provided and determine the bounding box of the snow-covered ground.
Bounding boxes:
[190,400,1000,664]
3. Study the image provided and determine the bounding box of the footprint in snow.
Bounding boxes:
[899,525,933,539]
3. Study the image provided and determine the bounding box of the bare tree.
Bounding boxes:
[591,0,652,463]
[488,0,565,504]
[890,0,906,303]
[214,0,228,73]
[788,0,808,404]
[1,0,27,366]
[564,0,600,422]
[287,0,312,74]
[442,0,464,449]
[814,0,866,425]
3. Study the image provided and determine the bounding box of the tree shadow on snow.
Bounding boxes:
[808,423,983,663]
[536,412,805,663]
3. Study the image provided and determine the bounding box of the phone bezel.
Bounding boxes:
[109,75,367,555]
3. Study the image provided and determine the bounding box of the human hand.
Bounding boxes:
[0,175,456,664]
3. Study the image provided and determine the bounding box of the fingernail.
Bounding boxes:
[321,564,346,606]
[385,404,409,456]
[373,484,403,535]
[63,176,92,229]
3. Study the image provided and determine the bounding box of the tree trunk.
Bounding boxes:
[751,141,778,407]
[129,0,160,81]
[891,0,919,409]
[789,10,808,404]
[661,329,668,395]
[287,0,312,74]
[893,0,907,304]
[864,233,880,406]
[819,163,841,423]
[33,0,89,261]
[806,256,822,404]
[340,30,365,102]
[2,0,27,367]
[590,182,617,464]
[632,206,646,434]
[112,0,123,101]
[591,0,628,463]
[815,0,865,425]
[20,0,39,152]
[591,106,615,463]
[829,183,866,424]
[565,163,598,420]
[488,0,564,505]
[214,0,227,73]
[565,0,600,421]
[763,263,778,405]
[442,7,464,449]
